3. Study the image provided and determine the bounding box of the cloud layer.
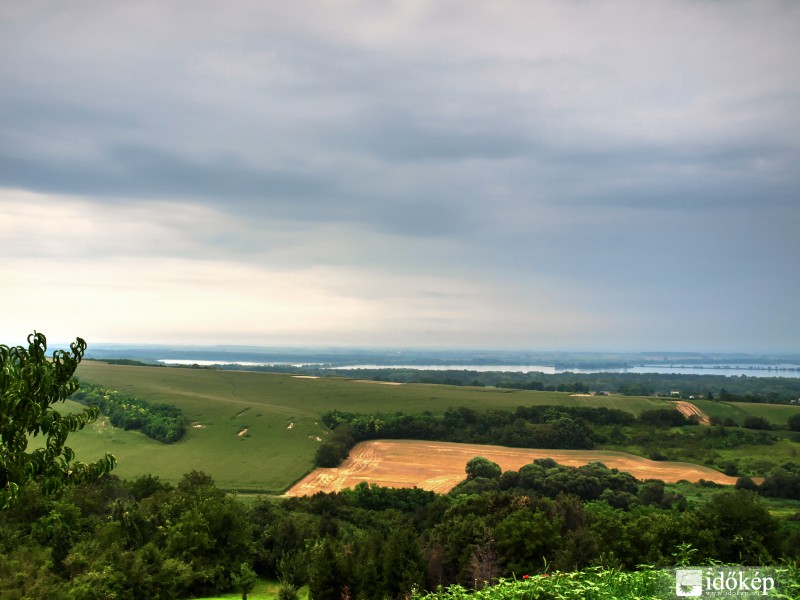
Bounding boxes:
[2,1,799,351]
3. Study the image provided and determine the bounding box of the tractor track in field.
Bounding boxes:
[673,401,711,425]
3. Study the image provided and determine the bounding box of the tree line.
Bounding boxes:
[314,404,800,489]
[314,405,783,469]
[71,383,186,444]
[315,405,636,467]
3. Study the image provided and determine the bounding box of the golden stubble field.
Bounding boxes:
[285,439,738,496]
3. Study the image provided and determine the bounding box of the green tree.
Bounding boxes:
[231,563,258,600]
[465,456,502,480]
[742,415,771,430]
[307,537,344,600]
[788,413,800,432]
[494,508,563,575]
[277,582,299,600]
[1,332,115,510]
[381,526,424,597]
[703,489,780,563]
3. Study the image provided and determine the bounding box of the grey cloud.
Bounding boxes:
[2,1,799,350]
[333,107,541,162]
[0,146,329,206]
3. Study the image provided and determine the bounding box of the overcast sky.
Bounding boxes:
[2,1,799,352]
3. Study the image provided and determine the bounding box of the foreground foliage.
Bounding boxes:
[3,466,800,599]
[0,333,115,509]
[412,566,800,599]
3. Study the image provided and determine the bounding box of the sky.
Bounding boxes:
[1,1,799,352]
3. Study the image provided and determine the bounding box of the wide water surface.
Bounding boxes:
[158,359,800,378]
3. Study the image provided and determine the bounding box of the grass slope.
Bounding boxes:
[62,362,797,494]
[67,362,667,492]
[690,399,800,427]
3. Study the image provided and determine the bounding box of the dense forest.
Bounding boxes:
[3,464,800,599]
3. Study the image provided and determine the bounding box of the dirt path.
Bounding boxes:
[285,439,736,496]
[673,401,711,425]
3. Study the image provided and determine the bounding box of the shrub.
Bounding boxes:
[788,414,800,432]
[278,583,299,600]
[743,416,771,430]
[465,456,502,480]
[639,409,688,427]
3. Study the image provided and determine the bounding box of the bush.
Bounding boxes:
[720,460,739,477]
[639,409,688,427]
[465,456,502,480]
[788,414,800,432]
[314,424,356,467]
[314,441,350,467]
[278,583,299,600]
[760,463,800,499]
[735,476,758,491]
[743,416,771,430]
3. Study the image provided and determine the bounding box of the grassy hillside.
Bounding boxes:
[60,362,800,493]
[75,362,666,416]
[65,362,665,492]
[691,398,800,427]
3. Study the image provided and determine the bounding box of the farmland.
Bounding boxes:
[68,362,668,492]
[286,439,738,497]
[64,361,800,493]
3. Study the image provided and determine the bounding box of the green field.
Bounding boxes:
[691,398,800,427]
[63,362,668,493]
[58,362,800,494]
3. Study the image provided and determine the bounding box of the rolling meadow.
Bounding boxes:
[67,361,668,492]
[64,361,800,494]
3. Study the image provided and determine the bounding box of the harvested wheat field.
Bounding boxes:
[285,439,737,496]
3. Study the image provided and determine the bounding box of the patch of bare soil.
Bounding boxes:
[285,440,737,497]
[237,428,249,436]
[673,401,711,425]
[291,375,319,379]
